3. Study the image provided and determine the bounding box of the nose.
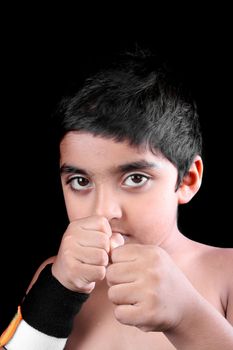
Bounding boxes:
[92,186,122,221]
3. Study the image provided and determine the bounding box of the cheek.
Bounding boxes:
[62,190,90,222]
[128,192,178,244]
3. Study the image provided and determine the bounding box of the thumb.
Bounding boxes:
[110,233,125,251]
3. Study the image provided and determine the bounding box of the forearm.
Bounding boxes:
[1,264,89,349]
[164,295,233,350]
[3,321,67,350]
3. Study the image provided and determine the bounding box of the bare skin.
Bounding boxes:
[32,240,232,350]
[27,132,233,349]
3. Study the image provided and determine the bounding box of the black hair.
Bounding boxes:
[52,49,202,188]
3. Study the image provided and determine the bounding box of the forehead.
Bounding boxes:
[60,131,168,171]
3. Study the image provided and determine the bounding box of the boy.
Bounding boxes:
[1,50,233,349]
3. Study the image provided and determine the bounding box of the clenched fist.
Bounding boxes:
[106,244,197,332]
[52,216,124,293]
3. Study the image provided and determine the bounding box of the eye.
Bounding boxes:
[66,176,92,191]
[123,174,150,188]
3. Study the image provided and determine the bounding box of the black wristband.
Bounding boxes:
[21,264,89,338]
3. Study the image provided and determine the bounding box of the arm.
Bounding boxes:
[165,249,233,349]
[0,265,68,350]
[164,290,233,350]
[106,244,233,350]
[226,253,233,327]
[1,261,83,350]
[1,216,119,350]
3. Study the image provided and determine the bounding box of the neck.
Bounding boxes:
[158,227,192,262]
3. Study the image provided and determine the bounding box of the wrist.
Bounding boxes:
[1,263,90,347]
[21,263,89,338]
[51,263,95,294]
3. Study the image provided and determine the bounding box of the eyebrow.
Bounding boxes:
[60,165,89,176]
[117,160,159,173]
[60,160,159,177]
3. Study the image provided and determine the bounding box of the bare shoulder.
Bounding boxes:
[200,245,233,273]
[26,256,56,293]
[208,246,233,325]
[209,247,233,326]
[183,237,232,269]
[195,243,233,282]
[194,243,233,323]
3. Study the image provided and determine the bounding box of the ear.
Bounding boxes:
[178,155,203,204]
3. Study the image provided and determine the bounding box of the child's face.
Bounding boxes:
[60,131,181,246]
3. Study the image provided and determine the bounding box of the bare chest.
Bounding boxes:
[65,285,176,350]
[65,261,225,350]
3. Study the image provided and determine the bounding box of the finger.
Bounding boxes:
[108,282,138,305]
[75,246,109,266]
[79,263,106,283]
[113,304,140,327]
[110,233,124,251]
[78,230,110,253]
[111,244,140,263]
[79,216,112,237]
[106,261,137,285]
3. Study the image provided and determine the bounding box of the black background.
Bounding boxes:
[1,6,232,332]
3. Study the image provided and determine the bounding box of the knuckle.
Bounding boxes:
[97,249,109,266]
[98,234,110,251]
[62,234,74,247]
[110,247,119,262]
[66,221,77,233]
[94,249,108,266]
[105,265,114,282]
[110,249,116,262]
[95,266,106,281]
[107,286,114,301]
[97,216,110,232]
[107,285,119,302]
[114,306,126,324]
[75,279,95,294]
